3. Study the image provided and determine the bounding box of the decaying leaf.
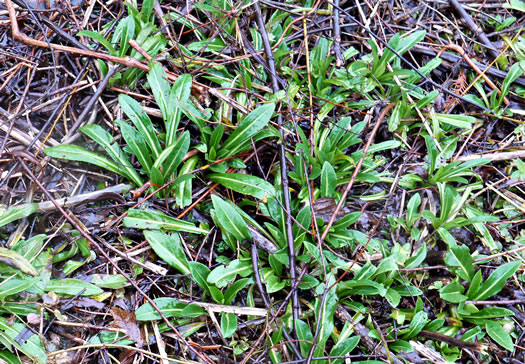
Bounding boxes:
[247,224,277,254]
[110,307,145,348]
[312,197,352,223]
[0,248,38,277]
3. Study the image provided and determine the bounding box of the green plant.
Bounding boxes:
[438,246,520,353]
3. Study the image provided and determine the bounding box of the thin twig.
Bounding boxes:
[254,1,300,337]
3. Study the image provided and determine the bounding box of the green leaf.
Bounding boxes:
[500,61,525,104]
[176,156,199,208]
[14,234,45,261]
[0,204,38,228]
[440,280,467,303]
[140,0,155,18]
[385,288,401,307]
[221,312,237,338]
[208,173,275,200]
[467,307,515,319]
[0,350,22,364]
[136,297,205,321]
[211,195,250,241]
[388,102,402,132]
[123,208,209,234]
[148,63,171,125]
[46,279,103,297]
[0,277,40,300]
[152,131,190,180]
[118,16,135,57]
[405,242,427,269]
[374,30,426,76]
[115,119,153,172]
[119,94,161,159]
[78,30,116,54]
[467,269,483,299]
[329,336,360,364]
[486,321,514,351]
[219,103,275,158]
[503,0,525,11]
[314,281,338,354]
[446,245,474,282]
[223,278,251,305]
[44,145,127,178]
[89,274,129,289]
[425,135,440,175]
[401,311,428,339]
[0,318,46,364]
[0,248,38,276]
[166,74,193,145]
[374,256,398,276]
[296,319,314,357]
[207,259,253,288]
[320,161,336,198]
[262,268,286,293]
[81,124,143,186]
[406,193,421,228]
[189,262,213,292]
[434,113,477,129]
[473,260,521,301]
[338,279,387,296]
[144,231,190,275]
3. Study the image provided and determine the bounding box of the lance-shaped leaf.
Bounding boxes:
[0,203,38,228]
[144,230,190,275]
[0,248,38,276]
[116,119,153,172]
[207,259,253,288]
[147,63,170,127]
[211,195,250,241]
[0,318,47,364]
[320,161,336,198]
[486,321,514,351]
[81,124,143,186]
[44,145,127,177]
[221,312,237,338]
[218,103,275,158]
[119,93,161,159]
[472,260,521,301]
[124,208,209,235]
[446,245,475,283]
[136,297,205,321]
[46,279,104,297]
[208,173,275,200]
[152,131,190,179]
[166,74,192,145]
